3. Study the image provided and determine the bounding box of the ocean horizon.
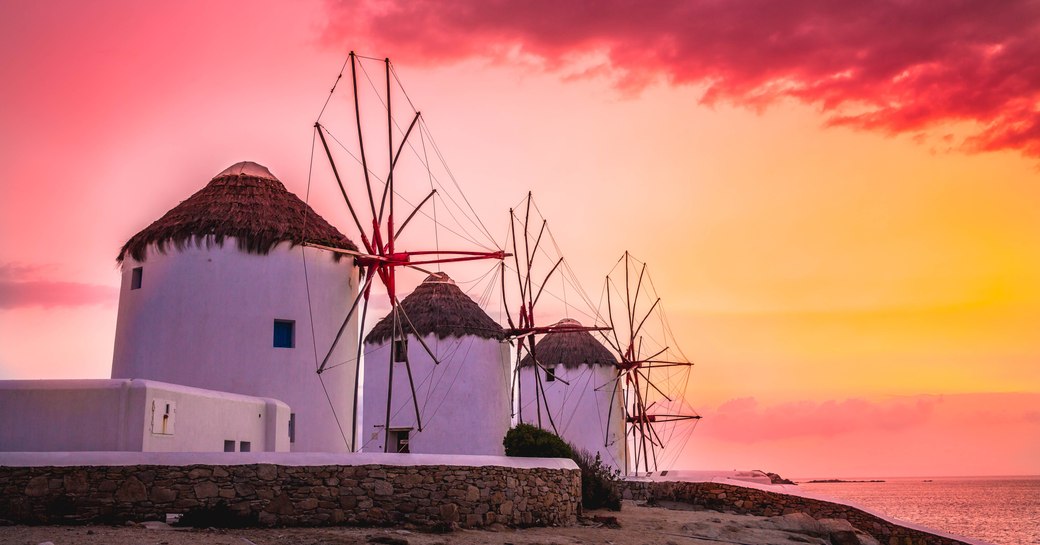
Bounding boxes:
[795,475,1040,545]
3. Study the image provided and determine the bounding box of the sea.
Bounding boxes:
[795,476,1040,545]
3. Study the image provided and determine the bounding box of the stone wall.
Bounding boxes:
[0,463,580,528]
[622,480,977,545]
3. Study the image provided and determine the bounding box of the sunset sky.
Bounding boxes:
[2,1,1038,478]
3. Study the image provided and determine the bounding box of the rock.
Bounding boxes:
[818,518,856,533]
[63,471,89,494]
[499,500,514,516]
[831,530,862,545]
[368,536,409,545]
[763,471,797,485]
[265,493,295,516]
[439,503,459,523]
[140,521,173,530]
[373,480,393,496]
[115,477,148,502]
[768,512,826,535]
[37,542,55,545]
[187,468,211,479]
[256,465,277,481]
[25,476,49,497]
[150,487,177,503]
[192,481,218,499]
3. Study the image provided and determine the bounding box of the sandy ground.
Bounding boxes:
[0,500,873,545]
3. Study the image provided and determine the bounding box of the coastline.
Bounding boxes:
[2,497,990,545]
[621,475,996,545]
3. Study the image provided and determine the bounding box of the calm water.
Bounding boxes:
[796,476,1040,545]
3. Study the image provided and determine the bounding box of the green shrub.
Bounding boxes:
[503,423,574,458]
[571,447,622,511]
[502,425,623,511]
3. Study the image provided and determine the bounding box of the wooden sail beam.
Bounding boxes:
[505,323,610,340]
[312,53,510,453]
[625,414,702,423]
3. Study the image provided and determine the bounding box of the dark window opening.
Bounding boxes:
[289,413,296,443]
[389,429,410,453]
[545,366,556,382]
[130,267,143,290]
[223,440,235,452]
[239,441,251,452]
[273,320,295,348]
[393,338,408,362]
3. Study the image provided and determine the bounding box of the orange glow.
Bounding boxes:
[1,1,1037,477]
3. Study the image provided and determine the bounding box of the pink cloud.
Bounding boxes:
[702,396,938,442]
[0,263,116,309]
[323,0,1040,157]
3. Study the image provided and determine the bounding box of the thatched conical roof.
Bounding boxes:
[117,161,357,263]
[365,272,506,345]
[519,318,617,369]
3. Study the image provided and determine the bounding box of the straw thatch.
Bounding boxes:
[365,272,506,345]
[519,318,617,369]
[117,161,357,263]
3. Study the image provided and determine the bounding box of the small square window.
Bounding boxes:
[130,267,143,290]
[223,440,235,452]
[240,441,251,452]
[389,429,410,453]
[273,320,295,348]
[545,366,556,382]
[289,413,296,443]
[393,338,408,362]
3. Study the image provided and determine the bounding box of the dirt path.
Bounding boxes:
[1,500,874,545]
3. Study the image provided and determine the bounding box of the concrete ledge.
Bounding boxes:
[0,451,577,470]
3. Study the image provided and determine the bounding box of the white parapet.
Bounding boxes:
[0,378,290,452]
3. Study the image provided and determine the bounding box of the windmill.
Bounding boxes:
[499,192,610,434]
[597,252,702,475]
[304,53,507,452]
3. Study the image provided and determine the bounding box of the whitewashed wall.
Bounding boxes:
[518,363,627,471]
[0,379,289,452]
[111,240,358,452]
[362,335,511,455]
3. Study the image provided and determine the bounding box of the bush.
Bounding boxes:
[571,447,622,511]
[503,423,574,458]
[502,425,623,511]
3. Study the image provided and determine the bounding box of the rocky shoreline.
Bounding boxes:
[621,479,989,545]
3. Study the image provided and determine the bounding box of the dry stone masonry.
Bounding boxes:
[0,462,580,528]
[622,480,977,545]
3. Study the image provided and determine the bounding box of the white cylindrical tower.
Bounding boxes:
[111,161,360,453]
[517,318,626,471]
[361,272,510,455]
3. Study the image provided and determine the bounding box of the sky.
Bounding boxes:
[2,1,1038,478]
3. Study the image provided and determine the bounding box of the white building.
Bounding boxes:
[110,161,360,452]
[517,318,626,470]
[361,273,511,455]
[0,379,290,452]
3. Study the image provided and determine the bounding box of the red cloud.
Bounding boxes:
[323,0,1040,157]
[0,263,116,309]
